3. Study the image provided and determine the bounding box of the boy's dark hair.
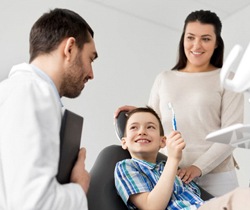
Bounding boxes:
[172,10,224,70]
[29,8,94,62]
[124,106,164,136]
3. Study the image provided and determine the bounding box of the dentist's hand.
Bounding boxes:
[70,147,90,194]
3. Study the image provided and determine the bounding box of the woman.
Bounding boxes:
[148,10,244,196]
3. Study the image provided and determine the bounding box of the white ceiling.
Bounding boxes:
[91,0,250,32]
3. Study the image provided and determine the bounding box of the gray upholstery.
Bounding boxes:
[87,145,132,210]
[87,111,214,210]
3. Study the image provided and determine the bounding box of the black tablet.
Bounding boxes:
[56,109,84,184]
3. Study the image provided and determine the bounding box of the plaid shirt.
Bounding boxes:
[115,158,204,210]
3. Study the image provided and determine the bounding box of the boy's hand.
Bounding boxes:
[177,165,202,184]
[166,131,185,161]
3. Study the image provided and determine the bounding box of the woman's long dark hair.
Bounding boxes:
[172,10,224,70]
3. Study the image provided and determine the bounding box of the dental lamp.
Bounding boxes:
[220,43,250,95]
[206,43,250,149]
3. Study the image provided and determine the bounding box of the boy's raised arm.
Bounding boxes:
[129,131,185,210]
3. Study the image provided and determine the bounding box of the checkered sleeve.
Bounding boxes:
[114,159,151,207]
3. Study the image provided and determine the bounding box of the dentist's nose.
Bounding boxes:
[88,67,94,80]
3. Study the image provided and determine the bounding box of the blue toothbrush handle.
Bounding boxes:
[172,116,177,131]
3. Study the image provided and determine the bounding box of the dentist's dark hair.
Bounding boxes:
[29,8,94,62]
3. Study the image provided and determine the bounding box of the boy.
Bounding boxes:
[115,106,250,210]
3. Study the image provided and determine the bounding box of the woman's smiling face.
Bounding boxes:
[184,21,217,71]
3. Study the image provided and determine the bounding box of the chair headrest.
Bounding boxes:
[115,111,128,141]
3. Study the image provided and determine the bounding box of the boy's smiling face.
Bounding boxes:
[122,112,166,162]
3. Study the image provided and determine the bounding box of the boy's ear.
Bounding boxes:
[160,136,167,148]
[121,137,128,150]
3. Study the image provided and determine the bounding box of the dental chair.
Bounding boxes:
[87,111,214,210]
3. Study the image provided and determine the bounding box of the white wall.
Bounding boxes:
[0,0,249,188]
[62,1,181,171]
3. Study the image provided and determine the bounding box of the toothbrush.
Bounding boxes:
[168,102,177,131]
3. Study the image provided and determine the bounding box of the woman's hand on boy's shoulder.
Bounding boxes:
[114,105,136,118]
[177,165,202,184]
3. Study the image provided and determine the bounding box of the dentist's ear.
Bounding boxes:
[64,37,76,60]
[121,137,128,150]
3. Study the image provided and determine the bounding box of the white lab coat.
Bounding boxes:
[0,63,87,210]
